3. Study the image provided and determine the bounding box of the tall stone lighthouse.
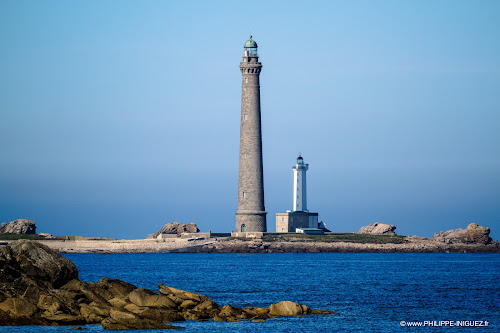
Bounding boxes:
[235,36,267,233]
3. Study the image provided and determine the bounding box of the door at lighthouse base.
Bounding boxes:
[241,225,246,232]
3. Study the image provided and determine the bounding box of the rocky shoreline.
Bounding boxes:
[17,238,212,254]
[5,235,497,253]
[0,240,335,329]
[2,236,498,254]
[2,220,497,253]
[195,237,500,253]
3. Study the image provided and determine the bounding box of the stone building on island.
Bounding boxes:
[276,155,322,233]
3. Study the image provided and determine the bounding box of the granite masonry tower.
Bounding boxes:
[235,36,267,233]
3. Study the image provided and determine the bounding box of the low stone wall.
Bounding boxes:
[211,233,231,237]
[156,234,178,239]
[180,232,211,239]
[231,232,264,238]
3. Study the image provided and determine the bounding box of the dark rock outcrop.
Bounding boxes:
[434,223,492,244]
[0,219,36,235]
[0,240,80,325]
[318,221,331,232]
[0,239,78,298]
[147,222,200,239]
[358,222,396,235]
[101,308,181,330]
[0,240,335,329]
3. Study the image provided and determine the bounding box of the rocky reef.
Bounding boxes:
[0,219,36,235]
[0,240,335,329]
[434,223,492,244]
[147,222,200,239]
[196,234,499,253]
[358,222,396,235]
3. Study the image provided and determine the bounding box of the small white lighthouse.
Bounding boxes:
[293,155,308,212]
[275,155,320,233]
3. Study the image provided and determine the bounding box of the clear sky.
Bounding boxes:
[1,0,499,240]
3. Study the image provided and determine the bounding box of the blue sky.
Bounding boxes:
[1,0,499,240]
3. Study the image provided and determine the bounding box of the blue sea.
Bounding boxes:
[3,253,499,332]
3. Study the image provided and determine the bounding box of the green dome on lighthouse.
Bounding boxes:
[244,36,257,48]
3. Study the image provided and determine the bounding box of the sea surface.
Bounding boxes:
[3,253,499,332]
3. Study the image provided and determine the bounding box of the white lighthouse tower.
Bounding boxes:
[293,155,308,212]
[275,155,320,233]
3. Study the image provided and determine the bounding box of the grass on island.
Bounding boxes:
[263,233,408,244]
[224,237,254,242]
[0,233,52,241]
[223,233,408,244]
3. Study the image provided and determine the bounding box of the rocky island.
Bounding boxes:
[213,223,497,252]
[1,221,498,254]
[197,223,498,253]
[0,240,335,329]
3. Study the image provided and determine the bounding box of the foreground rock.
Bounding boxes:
[147,222,200,239]
[0,240,335,329]
[358,222,396,235]
[434,223,492,244]
[0,219,36,235]
[0,239,78,296]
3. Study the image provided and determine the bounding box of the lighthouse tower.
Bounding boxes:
[293,155,309,212]
[235,36,267,234]
[276,155,319,233]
